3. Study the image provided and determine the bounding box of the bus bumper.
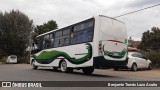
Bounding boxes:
[93,56,128,69]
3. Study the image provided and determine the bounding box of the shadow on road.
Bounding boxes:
[113,69,151,72]
[33,68,120,78]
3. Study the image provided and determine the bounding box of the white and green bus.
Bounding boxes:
[31,15,128,74]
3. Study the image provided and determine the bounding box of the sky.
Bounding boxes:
[0,0,160,41]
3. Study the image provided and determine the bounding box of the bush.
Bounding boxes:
[18,56,30,64]
[0,56,7,63]
[18,51,30,63]
[144,51,160,68]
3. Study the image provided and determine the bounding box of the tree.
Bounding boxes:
[138,27,160,51]
[0,10,33,57]
[34,20,58,38]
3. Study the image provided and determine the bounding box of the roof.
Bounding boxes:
[128,47,139,52]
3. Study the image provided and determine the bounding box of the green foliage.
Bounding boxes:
[0,56,7,63]
[0,10,33,57]
[144,51,160,68]
[138,27,160,51]
[20,51,30,62]
[138,27,160,68]
[34,20,58,39]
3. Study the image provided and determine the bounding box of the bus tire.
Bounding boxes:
[31,60,38,69]
[60,60,73,73]
[82,66,94,75]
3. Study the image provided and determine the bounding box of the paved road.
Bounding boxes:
[0,64,160,90]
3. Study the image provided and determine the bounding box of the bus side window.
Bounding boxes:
[57,37,64,47]
[84,20,93,29]
[58,39,61,46]
[82,28,93,42]
[70,28,75,44]
[54,30,63,47]
[70,20,94,45]
[63,35,70,46]
[54,37,63,47]
[54,38,59,48]
[50,33,55,48]
[75,31,82,44]
[62,28,70,46]
[37,36,43,50]
[55,30,62,37]
[42,34,50,49]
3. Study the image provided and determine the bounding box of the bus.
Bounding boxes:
[30,15,128,74]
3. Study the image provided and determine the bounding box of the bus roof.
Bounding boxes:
[36,15,124,38]
[99,15,125,24]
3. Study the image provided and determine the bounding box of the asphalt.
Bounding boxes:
[0,64,160,90]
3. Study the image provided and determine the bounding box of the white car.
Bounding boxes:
[6,55,17,64]
[114,52,152,71]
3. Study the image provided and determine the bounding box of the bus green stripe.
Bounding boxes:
[32,43,92,64]
[102,44,127,59]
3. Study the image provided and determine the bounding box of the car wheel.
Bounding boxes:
[32,60,38,69]
[131,63,137,72]
[82,66,94,75]
[148,63,152,70]
[60,60,73,73]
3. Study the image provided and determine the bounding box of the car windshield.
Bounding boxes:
[129,52,146,59]
[10,55,17,59]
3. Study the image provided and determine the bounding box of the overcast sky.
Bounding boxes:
[1,0,160,40]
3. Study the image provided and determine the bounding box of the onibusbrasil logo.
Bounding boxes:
[1,82,42,87]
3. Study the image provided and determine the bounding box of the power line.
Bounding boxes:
[114,3,160,18]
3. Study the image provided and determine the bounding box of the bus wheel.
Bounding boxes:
[32,60,38,69]
[60,60,73,73]
[82,66,94,75]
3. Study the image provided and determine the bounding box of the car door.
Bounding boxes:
[141,55,149,68]
[137,53,147,68]
[131,52,143,68]
[135,57,144,68]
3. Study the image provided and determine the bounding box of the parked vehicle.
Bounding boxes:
[6,55,17,64]
[114,52,152,71]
